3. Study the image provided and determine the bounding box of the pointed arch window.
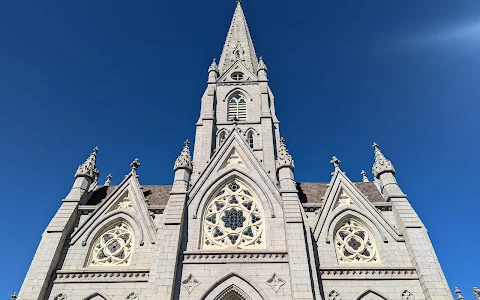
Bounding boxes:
[334,219,380,263]
[202,179,265,249]
[228,91,247,121]
[219,131,227,148]
[247,131,254,149]
[87,221,134,266]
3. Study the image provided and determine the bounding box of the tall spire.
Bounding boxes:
[218,1,258,74]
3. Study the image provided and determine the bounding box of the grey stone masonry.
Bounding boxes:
[15,3,455,300]
[374,144,453,300]
[19,170,94,300]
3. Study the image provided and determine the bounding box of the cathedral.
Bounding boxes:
[18,2,454,300]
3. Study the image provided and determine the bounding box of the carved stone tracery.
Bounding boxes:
[203,180,265,249]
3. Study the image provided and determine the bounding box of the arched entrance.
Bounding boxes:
[200,272,269,300]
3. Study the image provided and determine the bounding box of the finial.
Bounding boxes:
[208,58,219,74]
[11,292,17,300]
[455,287,464,300]
[258,56,268,72]
[474,287,480,299]
[104,174,112,186]
[372,142,396,178]
[130,158,141,171]
[361,170,369,182]
[276,137,294,171]
[236,0,241,4]
[174,139,193,172]
[330,156,341,169]
[75,146,99,180]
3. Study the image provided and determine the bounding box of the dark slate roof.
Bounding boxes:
[87,182,383,206]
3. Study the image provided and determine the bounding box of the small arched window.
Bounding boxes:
[219,131,227,148]
[228,91,247,121]
[87,221,134,267]
[247,131,254,149]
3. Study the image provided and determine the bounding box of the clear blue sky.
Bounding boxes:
[1,0,479,298]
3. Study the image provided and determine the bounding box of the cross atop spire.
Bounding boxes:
[330,156,341,169]
[130,158,141,171]
[361,170,369,182]
[455,287,464,300]
[218,1,258,74]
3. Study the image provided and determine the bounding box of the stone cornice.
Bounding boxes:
[319,266,417,280]
[183,250,288,264]
[54,269,149,283]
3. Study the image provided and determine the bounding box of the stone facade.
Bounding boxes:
[17,2,453,300]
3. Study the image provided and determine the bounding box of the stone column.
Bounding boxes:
[149,141,192,300]
[372,143,453,300]
[277,139,315,300]
[18,147,99,300]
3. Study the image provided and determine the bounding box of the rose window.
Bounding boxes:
[334,219,380,263]
[203,180,265,249]
[87,221,134,266]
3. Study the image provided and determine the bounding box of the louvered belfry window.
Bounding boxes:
[228,91,247,121]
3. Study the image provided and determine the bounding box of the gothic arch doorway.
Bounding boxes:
[200,272,269,300]
[214,286,248,300]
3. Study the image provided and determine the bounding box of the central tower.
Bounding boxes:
[191,1,280,182]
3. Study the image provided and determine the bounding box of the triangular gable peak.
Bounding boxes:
[312,169,401,243]
[70,172,156,246]
[220,147,247,169]
[188,128,280,217]
[217,60,258,83]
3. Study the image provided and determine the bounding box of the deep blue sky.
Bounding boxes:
[1,0,479,298]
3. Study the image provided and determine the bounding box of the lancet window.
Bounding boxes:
[228,91,247,121]
[203,179,265,249]
[334,219,380,263]
[219,131,227,148]
[247,131,254,148]
[87,221,134,266]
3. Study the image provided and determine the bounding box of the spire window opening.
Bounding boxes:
[219,131,227,148]
[247,132,254,149]
[228,92,247,121]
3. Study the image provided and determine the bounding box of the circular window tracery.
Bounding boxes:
[87,221,134,266]
[334,219,380,263]
[203,180,265,249]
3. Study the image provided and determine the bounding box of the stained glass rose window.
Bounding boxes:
[87,221,134,266]
[203,180,265,249]
[334,219,380,263]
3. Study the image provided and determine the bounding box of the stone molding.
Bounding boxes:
[217,82,258,86]
[183,250,288,264]
[54,269,149,283]
[319,267,417,280]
